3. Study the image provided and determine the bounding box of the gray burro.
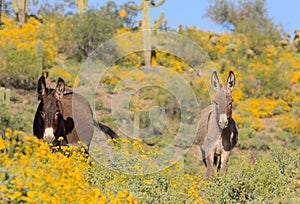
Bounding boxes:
[196,71,238,177]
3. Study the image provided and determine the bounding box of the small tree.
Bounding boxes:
[65,1,135,61]
[206,0,283,52]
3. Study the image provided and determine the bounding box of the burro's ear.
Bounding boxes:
[211,71,220,92]
[37,76,47,100]
[227,71,235,92]
[54,78,65,100]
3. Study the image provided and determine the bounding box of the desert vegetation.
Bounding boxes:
[0,0,299,203]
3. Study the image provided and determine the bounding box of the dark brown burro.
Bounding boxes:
[33,76,118,150]
[196,71,238,177]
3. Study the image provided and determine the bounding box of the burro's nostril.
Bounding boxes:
[224,120,228,127]
[43,127,55,143]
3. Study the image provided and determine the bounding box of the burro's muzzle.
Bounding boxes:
[43,127,55,144]
[219,113,228,129]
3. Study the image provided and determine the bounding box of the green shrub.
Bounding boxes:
[0,106,10,129]
[239,127,256,140]
[97,114,117,130]
[202,148,299,203]
[94,101,103,111]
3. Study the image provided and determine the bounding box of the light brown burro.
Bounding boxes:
[196,71,238,177]
[33,76,118,150]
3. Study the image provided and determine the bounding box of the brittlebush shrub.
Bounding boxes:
[278,114,300,136]
[234,112,263,131]
[235,98,290,130]
[89,138,208,203]
[49,67,80,88]
[0,15,58,89]
[238,98,290,118]
[0,130,136,203]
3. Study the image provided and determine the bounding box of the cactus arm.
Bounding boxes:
[11,0,19,13]
[36,40,44,77]
[129,4,143,11]
[4,89,10,108]
[0,87,4,105]
[25,0,29,13]
[0,88,10,108]
[153,12,164,30]
[150,0,165,7]
[11,0,29,13]
[17,0,28,12]
[11,0,28,23]
[75,0,88,14]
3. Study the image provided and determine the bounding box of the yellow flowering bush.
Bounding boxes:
[234,98,290,130]
[0,130,137,203]
[238,98,290,118]
[49,67,80,88]
[278,114,300,136]
[234,112,263,131]
[0,129,209,203]
[89,138,208,203]
[291,71,300,84]
[0,15,58,68]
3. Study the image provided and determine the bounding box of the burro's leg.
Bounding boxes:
[205,153,215,177]
[220,151,231,173]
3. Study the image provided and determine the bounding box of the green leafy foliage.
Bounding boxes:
[206,0,283,51]
[203,148,299,203]
[51,1,136,62]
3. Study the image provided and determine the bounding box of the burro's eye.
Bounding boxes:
[54,111,60,119]
[40,111,45,118]
[214,101,219,106]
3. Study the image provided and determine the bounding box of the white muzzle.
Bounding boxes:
[219,114,228,129]
[43,128,55,143]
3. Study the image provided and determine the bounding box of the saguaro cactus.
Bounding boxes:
[153,12,165,30]
[12,0,29,24]
[133,110,140,139]
[36,39,44,77]
[130,0,166,68]
[0,87,10,108]
[293,29,300,53]
[0,87,10,132]
[74,0,88,14]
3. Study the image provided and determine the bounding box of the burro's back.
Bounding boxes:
[61,91,94,147]
[196,71,238,177]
